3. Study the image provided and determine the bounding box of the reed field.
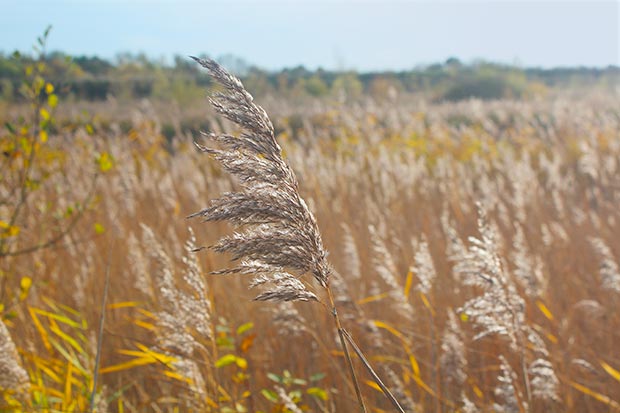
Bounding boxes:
[1,48,620,413]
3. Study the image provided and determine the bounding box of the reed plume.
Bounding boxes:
[188,57,330,302]
[188,57,403,412]
[189,57,405,412]
[0,319,30,400]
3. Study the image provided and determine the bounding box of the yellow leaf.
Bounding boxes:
[29,307,52,351]
[20,276,32,301]
[403,268,414,298]
[601,360,620,383]
[406,370,438,398]
[132,319,156,331]
[205,397,219,408]
[30,307,82,328]
[21,276,32,290]
[471,382,484,399]
[94,223,105,234]
[86,124,94,135]
[215,354,237,368]
[163,370,193,384]
[107,301,140,310]
[45,83,54,94]
[372,320,405,340]
[217,386,232,402]
[134,342,177,365]
[420,291,435,315]
[536,300,554,321]
[136,308,157,319]
[97,152,113,172]
[37,363,63,384]
[48,94,58,108]
[6,226,19,238]
[99,358,157,374]
[235,357,248,369]
[0,221,20,238]
[236,322,254,335]
[40,108,50,121]
[372,320,421,378]
[364,380,383,392]
[48,318,85,354]
[357,292,388,305]
[307,387,328,401]
[64,361,73,408]
[568,380,620,409]
[40,130,48,143]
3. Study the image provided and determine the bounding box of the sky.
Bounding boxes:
[1,0,618,71]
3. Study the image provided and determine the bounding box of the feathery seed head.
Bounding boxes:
[190,58,332,301]
[0,319,30,395]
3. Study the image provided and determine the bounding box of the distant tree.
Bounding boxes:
[305,74,329,97]
[73,56,112,76]
[331,72,363,101]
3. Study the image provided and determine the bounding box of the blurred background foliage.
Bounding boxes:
[1,51,618,104]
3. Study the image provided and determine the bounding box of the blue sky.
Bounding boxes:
[1,1,618,71]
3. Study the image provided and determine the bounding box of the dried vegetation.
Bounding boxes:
[1,58,620,412]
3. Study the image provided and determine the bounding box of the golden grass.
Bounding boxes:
[1,87,620,412]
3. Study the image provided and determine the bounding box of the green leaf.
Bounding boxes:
[289,390,303,402]
[48,337,88,375]
[292,378,307,386]
[215,354,237,368]
[266,372,281,383]
[260,389,278,403]
[310,372,326,382]
[4,311,17,320]
[307,387,328,401]
[236,322,254,336]
[216,336,234,349]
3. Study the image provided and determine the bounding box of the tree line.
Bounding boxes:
[1,51,617,103]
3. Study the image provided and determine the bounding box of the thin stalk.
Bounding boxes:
[91,245,112,413]
[341,329,406,413]
[326,285,367,413]
[519,343,532,409]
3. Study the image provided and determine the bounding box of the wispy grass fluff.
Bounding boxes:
[453,204,525,347]
[141,224,211,354]
[589,237,620,293]
[189,57,331,302]
[494,356,524,413]
[0,319,30,396]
